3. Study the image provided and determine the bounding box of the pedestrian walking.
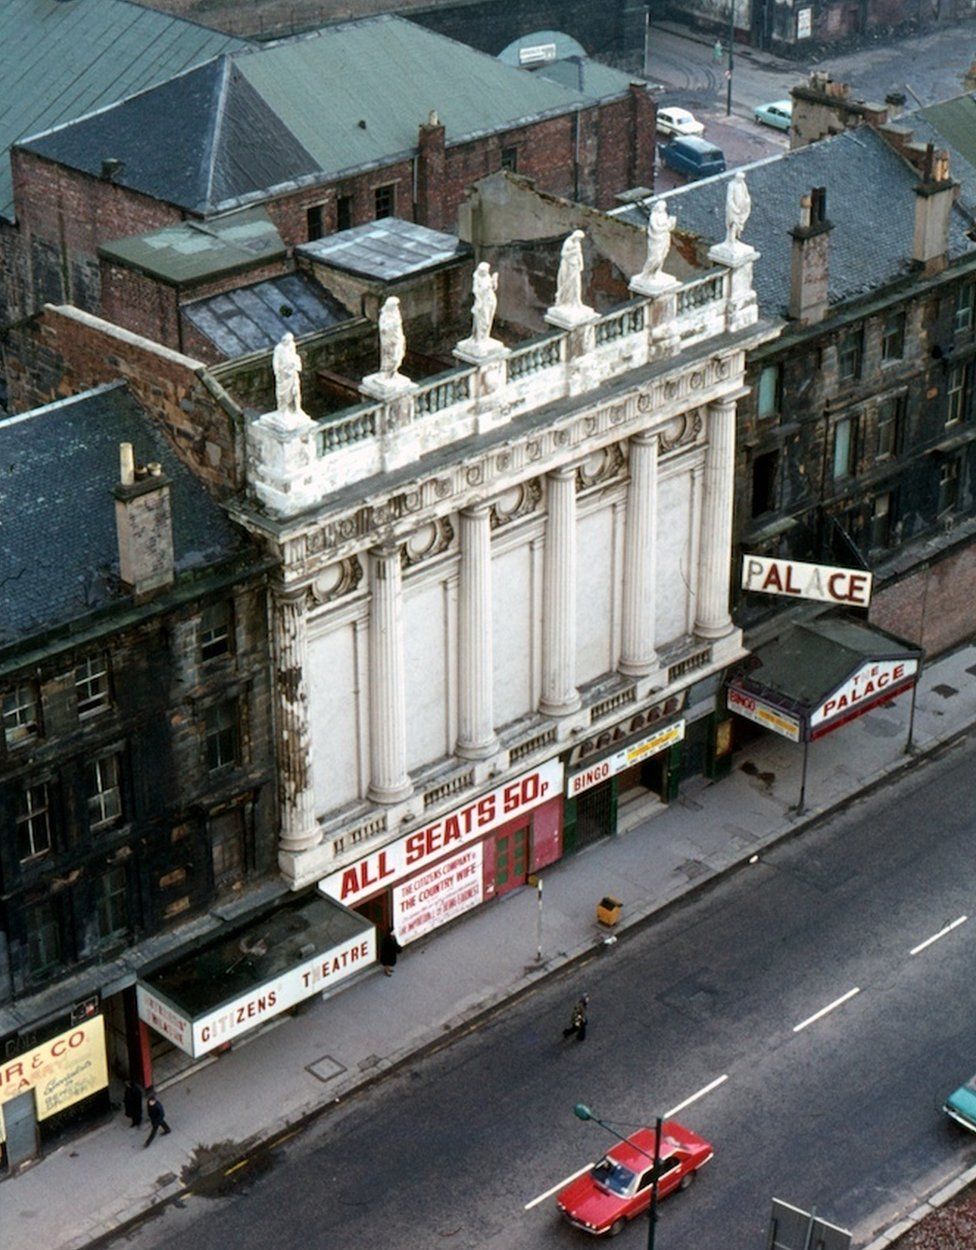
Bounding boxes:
[144,1093,172,1147]
[563,994,589,1042]
[379,930,402,976]
[123,1080,143,1127]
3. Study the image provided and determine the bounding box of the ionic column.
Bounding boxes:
[696,397,737,638]
[271,585,321,853]
[456,503,499,759]
[540,465,581,716]
[367,543,413,803]
[619,431,659,676]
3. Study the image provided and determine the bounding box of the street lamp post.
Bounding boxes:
[726,0,735,116]
[574,1104,663,1250]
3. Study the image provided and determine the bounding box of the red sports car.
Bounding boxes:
[556,1120,713,1237]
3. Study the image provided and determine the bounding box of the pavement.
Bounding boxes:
[7,636,976,1250]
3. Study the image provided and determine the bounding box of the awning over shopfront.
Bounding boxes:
[136,893,375,1059]
[727,617,922,744]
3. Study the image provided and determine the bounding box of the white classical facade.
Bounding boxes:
[242,219,778,942]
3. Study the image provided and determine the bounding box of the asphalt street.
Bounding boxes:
[116,730,976,1250]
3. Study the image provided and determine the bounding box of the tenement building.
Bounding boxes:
[0,385,276,1170]
[239,201,778,943]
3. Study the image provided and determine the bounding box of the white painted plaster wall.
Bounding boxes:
[403,575,452,770]
[655,467,696,645]
[308,619,364,811]
[491,542,534,727]
[576,503,616,685]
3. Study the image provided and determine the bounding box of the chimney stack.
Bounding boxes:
[114,442,174,600]
[913,145,956,275]
[789,187,832,324]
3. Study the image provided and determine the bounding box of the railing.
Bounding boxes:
[414,368,474,418]
[667,647,712,684]
[509,726,558,762]
[595,304,646,345]
[589,686,636,723]
[317,402,381,455]
[506,335,564,382]
[423,769,475,809]
[676,271,725,314]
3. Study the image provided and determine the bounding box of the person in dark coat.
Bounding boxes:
[563,994,589,1042]
[379,930,402,976]
[144,1093,172,1147]
[123,1081,143,1127]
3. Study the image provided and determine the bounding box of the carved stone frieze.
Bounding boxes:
[576,443,626,490]
[658,408,704,454]
[489,479,542,529]
[400,517,455,568]
[309,556,364,604]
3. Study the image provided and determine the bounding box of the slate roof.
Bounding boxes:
[0,384,245,649]
[182,274,351,357]
[20,15,631,217]
[0,0,245,221]
[614,127,976,318]
[297,218,470,281]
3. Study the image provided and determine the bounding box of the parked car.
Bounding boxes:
[556,1121,713,1237]
[945,1074,976,1130]
[754,99,792,132]
[656,106,705,137]
[658,135,726,180]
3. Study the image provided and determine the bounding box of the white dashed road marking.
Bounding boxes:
[910,915,967,956]
[793,987,860,1033]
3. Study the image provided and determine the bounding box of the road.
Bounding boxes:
[117,731,976,1250]
[643,20,976,184]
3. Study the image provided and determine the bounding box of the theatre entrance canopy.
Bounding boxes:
[727,617,922,745]
[137,893,375,1058]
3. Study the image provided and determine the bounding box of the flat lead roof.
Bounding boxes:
[298,217,470,281]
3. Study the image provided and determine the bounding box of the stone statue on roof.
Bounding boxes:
[555,230,586,310]
[642,200,677,283]
[724,171,752,247]
[378,296,406,379]
[272,332,303,414]
[471,262,499,347]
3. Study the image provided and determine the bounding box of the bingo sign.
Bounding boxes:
[567,721,685,798]
[727,686,802,742]
[394,844,484,943]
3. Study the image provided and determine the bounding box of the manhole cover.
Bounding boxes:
[306,1055,346,1083]
[933,683,958,698]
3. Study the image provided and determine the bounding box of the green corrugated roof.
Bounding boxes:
[0,0,246,220]
[916,95,976,166]
[233,17,609,174]
[21,15,634,217]
[99,207,286,286]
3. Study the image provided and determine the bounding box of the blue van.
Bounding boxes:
[658,136,727,180]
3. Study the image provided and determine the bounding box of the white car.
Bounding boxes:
[656,107,705,137]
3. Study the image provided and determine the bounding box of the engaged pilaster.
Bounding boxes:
[540,465,581,716]
[367,542,414,803]
[619,431,659,676]
[695,397,738,639]
[272,585,321,854]
[456,504,499,759]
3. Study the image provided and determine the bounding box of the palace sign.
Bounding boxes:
[811,657,918,736]
[741,556,872,608]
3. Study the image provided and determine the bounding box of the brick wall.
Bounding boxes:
[870,541,976,656]
[5,92,652,340]
[6,306,244,495]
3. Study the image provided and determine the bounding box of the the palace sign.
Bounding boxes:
[811,657,918,737]
[741,556,872,608]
